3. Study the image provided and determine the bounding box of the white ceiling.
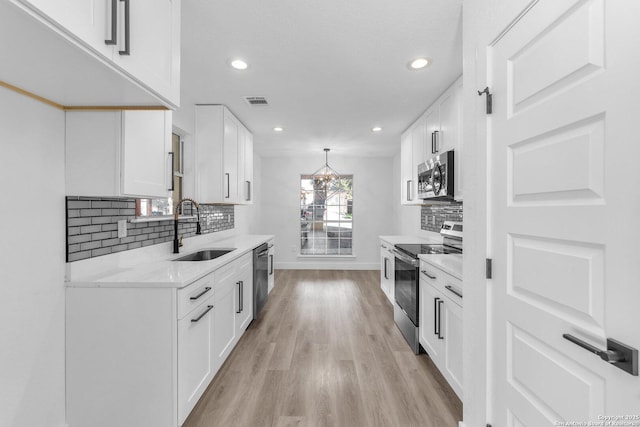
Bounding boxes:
[181,0,463,158]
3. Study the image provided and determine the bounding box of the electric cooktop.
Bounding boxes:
[395,243,462,259]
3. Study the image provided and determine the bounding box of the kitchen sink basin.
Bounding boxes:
[173,248,235,261]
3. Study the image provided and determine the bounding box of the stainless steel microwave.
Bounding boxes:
[417,150,454,200]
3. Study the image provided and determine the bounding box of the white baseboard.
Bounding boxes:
[276,262,379,270]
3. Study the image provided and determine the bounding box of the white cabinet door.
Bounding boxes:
[235,269,254,334]
[222,110,239,203]
[379,241,395,304]
[177,295,215,425]
[17,0,113,59]
[419,279,444,362]
[66,109,171,199]
[424,107,439,156]
[112,0,180,105]
[437,81,460,154]
[267,242,275,294]
[441,297,463,398]
[411,115,426,173]
[121,110,171,198]
[243,131,254,204]
[400,130,414,205]
[213,274,237,371]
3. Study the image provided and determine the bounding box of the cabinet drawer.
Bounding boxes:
[236,252,252,272]
[177,273,215,319]
[419,264,463,307]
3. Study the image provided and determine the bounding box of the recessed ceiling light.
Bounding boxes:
[371,127,382,132]
[408,57,430,70]
[273,127,284,132]
[230,59,248,70]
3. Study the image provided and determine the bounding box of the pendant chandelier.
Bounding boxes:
[312,148,341,197]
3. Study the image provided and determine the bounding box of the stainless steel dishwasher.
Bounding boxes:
[253,243,269,319]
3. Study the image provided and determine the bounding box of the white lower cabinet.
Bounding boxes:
[178,294,215,424]
[418,260,463,399]
[235,254,254,334]
[379,239,395,304]
[67,250,257,427]
[212,265,238,370]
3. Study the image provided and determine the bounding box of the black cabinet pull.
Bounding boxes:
[421,270,436,280]
[433,130,439,153]
[445,285,463,299]
[434,297,440,336]
[105,0,117,45]
[269,254,274,275]
[383,257,388,280]
[118,0,130,55]
[189,286,211,300]
[236,282,241,313]
[437,300,444,339]
[191,305,213,322]
[168,152,175,191]
[240,280,244,312]
[431,132,435,153]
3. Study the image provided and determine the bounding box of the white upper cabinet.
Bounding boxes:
[66,110,172,199]
[111,0,181,106]
[400,75,463,202]
[195,105,254,205]
[4,0,180,107]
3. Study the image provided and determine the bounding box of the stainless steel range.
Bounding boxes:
[393,221,462,353]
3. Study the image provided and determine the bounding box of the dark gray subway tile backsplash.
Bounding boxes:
[421,202,463,232]
[66,196,234,262]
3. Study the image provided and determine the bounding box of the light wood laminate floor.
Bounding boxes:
[183,270,462,427]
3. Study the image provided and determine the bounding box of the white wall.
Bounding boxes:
[0,88,66,426]
[261,155,395,269]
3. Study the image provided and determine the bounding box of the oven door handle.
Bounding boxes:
[393,249,419,267]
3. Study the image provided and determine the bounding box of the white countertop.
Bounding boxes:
[418,254,462,280]
[66,234,274,289]
[379,234,442,245]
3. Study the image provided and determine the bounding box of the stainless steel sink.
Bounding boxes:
[173,248,235,261]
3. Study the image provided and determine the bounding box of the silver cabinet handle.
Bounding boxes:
[225,173,230,198]
[191,305,214,322]
[563,334,638,375]
[421,270,436,280]
[431,131,435,153]
[246,181,251,201]
[118,0,130,55]
[406,180,413,201]
[433,130,439,153]
[105,0,117,45]
[445,285,463,299]
[189,286,211,301]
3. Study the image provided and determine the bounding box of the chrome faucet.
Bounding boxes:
[173,198,201,253]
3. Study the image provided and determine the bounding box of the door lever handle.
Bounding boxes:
[563,334,638,375]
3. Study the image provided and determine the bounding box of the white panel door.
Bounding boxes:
[121,110,170,198]
[488,0,640,425]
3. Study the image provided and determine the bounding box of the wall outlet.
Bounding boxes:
[117,220,127,238]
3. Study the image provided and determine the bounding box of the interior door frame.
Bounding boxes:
[461,1,539,426]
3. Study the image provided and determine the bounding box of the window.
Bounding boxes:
[136,133,184,217]
[300,175,353,255]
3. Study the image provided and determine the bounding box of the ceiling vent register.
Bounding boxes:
[243,96,269,106]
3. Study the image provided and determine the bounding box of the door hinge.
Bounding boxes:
[478,86,492,114]
[486,258,492,279]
